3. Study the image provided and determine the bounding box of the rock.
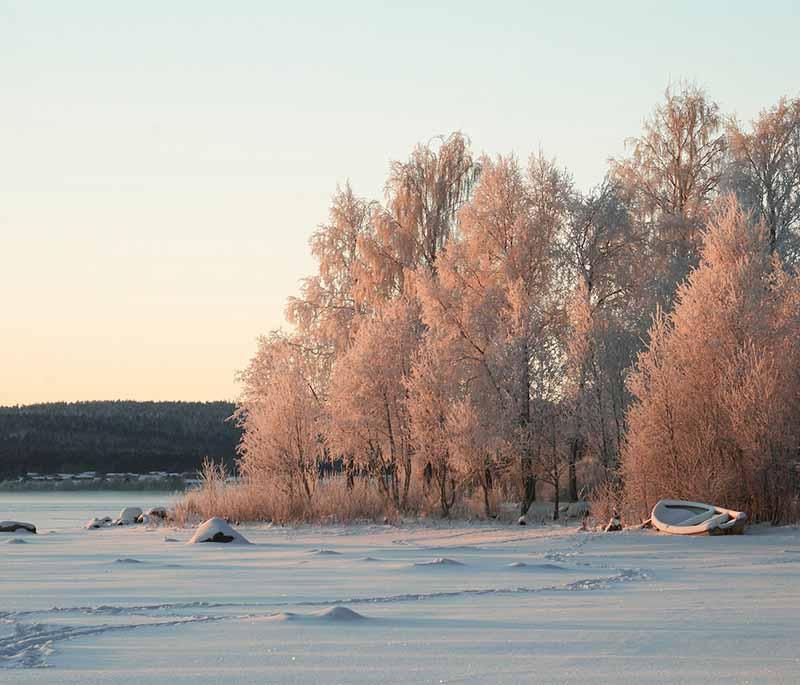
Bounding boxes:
[147,507,169,519]
[85,516,113,530]
[517,516,527,526]
[113,507,143,526]
[604,516,622,532]
[0,521,37,534]
[187,517,251,545]
[135,514,151,525]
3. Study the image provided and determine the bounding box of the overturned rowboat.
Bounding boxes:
[651,499,747,536]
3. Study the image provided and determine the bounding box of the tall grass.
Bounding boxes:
[173,458,599,526]
[173,469,392,526]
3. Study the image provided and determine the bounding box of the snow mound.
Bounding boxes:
[0,521,37,534]
[413,557,464,567]
[113,507,143,526]
[309,548,341,555]
[6,537,28,544]
[86,517,112,530]
[163,537,179,543]
[507,561,568,571]
[187,517,251,545]
[310,606,367,622]
[262,607,367,623]
[266,611,300,622]
[113,558,144,564]
[359,556,382,562]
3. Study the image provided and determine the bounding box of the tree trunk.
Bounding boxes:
[439,471,450,517]
[553,481,560,521]
[520,456,536,516]
[519,336,536,516]
[401,455,411,510]
[568,443,579,502]
[483,466,493,518]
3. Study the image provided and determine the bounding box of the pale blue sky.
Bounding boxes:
[1,1,798,403]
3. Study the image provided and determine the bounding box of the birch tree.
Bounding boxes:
[622,198,800,522]
[327,298,421,509]
[611,84,726,303]
[727,97,800,261]
[236,332,326,503]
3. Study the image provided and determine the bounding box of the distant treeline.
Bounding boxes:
[0,401,241,478]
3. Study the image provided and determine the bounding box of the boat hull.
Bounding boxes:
[651,499,747,536]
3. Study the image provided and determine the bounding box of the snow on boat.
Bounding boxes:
[651,499,747,536]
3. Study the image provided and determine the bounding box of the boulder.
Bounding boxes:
[187,517,251,545]
[517,516,527,526]
[0,521,37,534]
[85,516,113,529]
[113,507,143,526]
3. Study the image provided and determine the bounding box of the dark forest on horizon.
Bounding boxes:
[0,400,240,479]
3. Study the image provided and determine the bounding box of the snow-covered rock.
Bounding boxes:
[85,516,113,529]
[113,507,143,526]
[187,517,251,545]
[0,520,37,534]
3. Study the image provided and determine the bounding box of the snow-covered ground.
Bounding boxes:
[1,495,799,684]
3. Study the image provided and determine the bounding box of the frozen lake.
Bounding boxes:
[1,493,799,683]
[0,491,179,531]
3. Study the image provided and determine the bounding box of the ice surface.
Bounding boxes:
[1,496,799,683]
